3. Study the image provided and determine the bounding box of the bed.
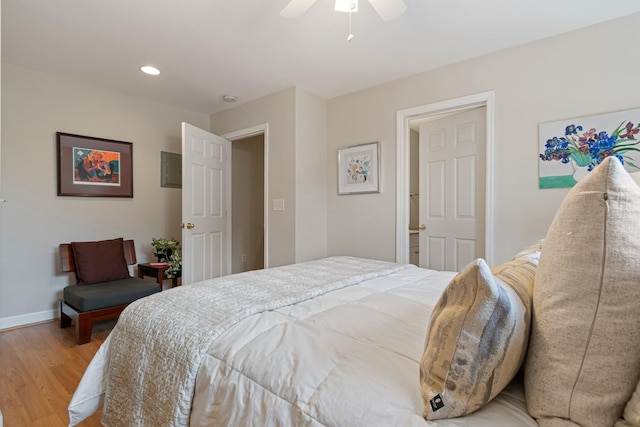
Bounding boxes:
[68,157,640,427]
[68,256,538,427]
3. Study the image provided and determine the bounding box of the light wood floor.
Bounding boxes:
[0,320,114,426]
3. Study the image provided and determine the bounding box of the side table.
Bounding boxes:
[138,263,180,291]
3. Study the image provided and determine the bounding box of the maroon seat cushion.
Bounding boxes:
[71,238,131,285]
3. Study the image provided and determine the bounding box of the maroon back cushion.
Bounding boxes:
[71,238,131,285]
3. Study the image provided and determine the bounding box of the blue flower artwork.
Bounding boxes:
[538,108,640,188]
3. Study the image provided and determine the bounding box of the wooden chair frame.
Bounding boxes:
[59,239,137,345]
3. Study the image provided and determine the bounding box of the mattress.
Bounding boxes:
[68,261,537,426]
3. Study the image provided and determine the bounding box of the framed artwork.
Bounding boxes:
[338,141,380,194]
[57,132,133,197]
[539,108,640,188]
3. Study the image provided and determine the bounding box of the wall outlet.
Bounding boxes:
[241,254,246,263]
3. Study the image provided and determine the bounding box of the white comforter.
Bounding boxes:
[69,262,537,427]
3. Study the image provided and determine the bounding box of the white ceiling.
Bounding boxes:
[3,1,639,115]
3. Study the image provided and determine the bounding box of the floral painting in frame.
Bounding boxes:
[538,108,640,188]
[338,141,380,194]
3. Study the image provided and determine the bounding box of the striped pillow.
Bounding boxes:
[420,251,538,419]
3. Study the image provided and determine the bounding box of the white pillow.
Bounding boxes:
[68,335,110,426]
[525,157,640,426]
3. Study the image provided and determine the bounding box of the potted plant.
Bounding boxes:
[150,237,181,278]
[165,249,182,279]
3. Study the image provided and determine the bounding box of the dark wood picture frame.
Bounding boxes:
[57,132,133,197]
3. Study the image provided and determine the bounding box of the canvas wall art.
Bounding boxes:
[538,108,640,188]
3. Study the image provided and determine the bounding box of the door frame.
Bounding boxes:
[222,123,270,271]
[396,91,495,266]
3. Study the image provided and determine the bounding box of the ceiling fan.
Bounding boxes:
[281,0,407,22]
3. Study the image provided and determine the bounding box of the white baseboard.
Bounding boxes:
[0,309,56,331]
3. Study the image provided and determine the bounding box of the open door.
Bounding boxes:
[181,122,229,285]
[418,107,486,271]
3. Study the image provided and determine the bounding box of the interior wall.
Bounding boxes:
[0,3,3,193]
[211,86,328,267]
[0,61,210,326]
[294,89,327,262]
[211,88,296,267]
[231,135,264,273]
[327,13,640,264]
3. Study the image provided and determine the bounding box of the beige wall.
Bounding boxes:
[211,88,296,267]
[0,61,210,326]
[327,13,640,264]
[231,135,264,273]
[211,87,328,267]
[2,13,637,326]
[294,89,327,262]
[0,3,2,194]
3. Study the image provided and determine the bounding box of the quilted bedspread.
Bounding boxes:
[101,256,408,427]
[69,257,537,427]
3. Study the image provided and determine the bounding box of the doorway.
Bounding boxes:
[396,91,495,266]
[231,134,265,273]
[223,123,270,271]
[412,107,486,271]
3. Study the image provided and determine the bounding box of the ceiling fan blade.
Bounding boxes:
[280,0,318,18]
[367,0,407,21]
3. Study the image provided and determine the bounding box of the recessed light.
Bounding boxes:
[222,95,237,102]
[140,65,160,76]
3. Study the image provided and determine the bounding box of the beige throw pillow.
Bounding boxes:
[525,157,640,427]
[617,380,640,427]
[420,251,538,420]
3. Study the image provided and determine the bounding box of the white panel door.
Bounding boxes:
[418,108,486,271]
[182,122,228,285]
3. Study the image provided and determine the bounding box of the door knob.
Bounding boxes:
[418,224,427,231]
[186,222,195,229]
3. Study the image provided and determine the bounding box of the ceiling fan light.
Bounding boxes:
[335,0,358,13]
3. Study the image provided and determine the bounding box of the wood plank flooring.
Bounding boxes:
[0,320,114,426]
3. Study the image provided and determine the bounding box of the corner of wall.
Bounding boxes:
[295,89,328,262]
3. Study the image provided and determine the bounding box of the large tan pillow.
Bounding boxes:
[525,157,640,426]
[617,380,640,427]
[420,251,538,419]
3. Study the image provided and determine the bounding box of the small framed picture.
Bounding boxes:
[57,132,133,197]
[338,141,380,195]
